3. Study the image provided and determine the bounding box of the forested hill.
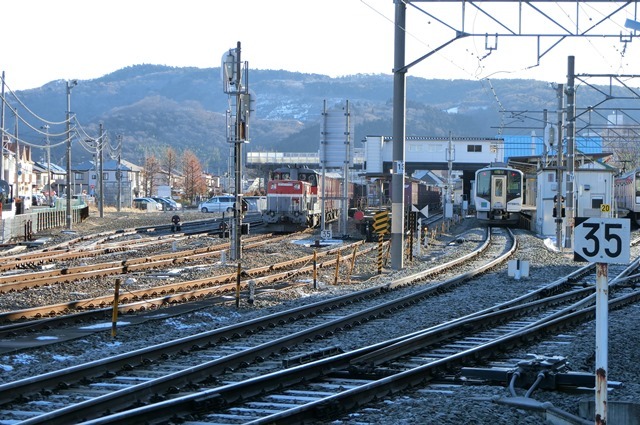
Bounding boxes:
[8,64,633,172]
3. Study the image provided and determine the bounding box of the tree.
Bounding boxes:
[143,155,161,197]
[181,150,207,204]
[163,147,179,190]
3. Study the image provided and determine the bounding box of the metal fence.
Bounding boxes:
[1,205,89,243]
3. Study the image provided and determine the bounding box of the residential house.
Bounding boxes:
[73,159,136,207]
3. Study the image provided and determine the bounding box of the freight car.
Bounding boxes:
[614,168,640,226]
[474,163,523,225]
[263,166,363,232]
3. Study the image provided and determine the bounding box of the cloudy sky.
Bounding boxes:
[3,0,640,90]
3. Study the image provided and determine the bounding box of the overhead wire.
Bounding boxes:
[0,74,72,127]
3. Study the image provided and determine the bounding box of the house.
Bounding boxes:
[32,160,67,198]
[73,159,137,207]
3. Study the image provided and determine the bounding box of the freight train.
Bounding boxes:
[263,166,364,232]
[474,163,524,225]
[614,168,640,226]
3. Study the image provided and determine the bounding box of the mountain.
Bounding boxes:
[5,64,635,173]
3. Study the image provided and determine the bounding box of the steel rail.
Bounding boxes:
[73,233,640,425]
[0,229,498,424]
[0,240,366,326]
[0,233,282,289]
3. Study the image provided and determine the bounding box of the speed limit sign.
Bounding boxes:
[574,217,630,264]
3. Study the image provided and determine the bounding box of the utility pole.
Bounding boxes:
[117,134,122,212]
[565,57,576,249]
[391,0,407,270]
[446,131,454,218]
[222,41,250,263]
[1,71,5,182]
[99,123,104,218]
[41,125,52,206]
[66,79,77,230]
[556,84,565,251]
[222,42,252,312]
[13,110,19,203]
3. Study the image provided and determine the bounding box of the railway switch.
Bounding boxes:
[461,354,620,391]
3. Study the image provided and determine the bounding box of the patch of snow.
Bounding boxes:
[51,354,75,362]
[165,318,196,330]
[79,322,131,330]
[9,353,36,365]
[36,335,60,341]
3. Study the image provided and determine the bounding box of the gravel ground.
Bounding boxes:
[1,210,638,424]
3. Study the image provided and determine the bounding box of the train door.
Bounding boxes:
[491,175,507,208]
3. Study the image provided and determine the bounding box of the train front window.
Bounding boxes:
[476,172,490,196]
[307,174,317,186]
[507,172,521,196]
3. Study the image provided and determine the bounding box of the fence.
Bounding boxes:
[1,205,89,243]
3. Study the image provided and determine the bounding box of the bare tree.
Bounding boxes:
[143,155,161,197]
[181,150,207,205]
[163,147,179,191]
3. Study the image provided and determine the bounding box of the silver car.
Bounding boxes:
[133,197,163,211]
[199,196,235,213]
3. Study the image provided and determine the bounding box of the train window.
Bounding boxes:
[635,173,640,196]
[307,174,317,186]
[476,172,491,196]
[495,180,504,197]
[508,172,521,195]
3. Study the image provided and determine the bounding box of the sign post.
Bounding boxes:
[574,217,630,424]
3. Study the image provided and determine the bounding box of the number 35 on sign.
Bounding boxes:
[573,217,630,264]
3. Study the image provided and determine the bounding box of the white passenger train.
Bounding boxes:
[614,168,640,226]
[474,163,524,225]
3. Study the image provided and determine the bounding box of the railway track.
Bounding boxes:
[0,238,372,335]
[167,268,640,425]
[1,214,266,272]
[0,226,511,424]
[2,227,638,424]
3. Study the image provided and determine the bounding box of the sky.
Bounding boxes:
[3,0,640,91]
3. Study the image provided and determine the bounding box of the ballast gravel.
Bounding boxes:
[0,210,638,425]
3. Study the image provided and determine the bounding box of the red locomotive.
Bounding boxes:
[263,166,352,232]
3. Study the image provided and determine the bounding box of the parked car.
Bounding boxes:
[133,197,162,211]
[151,197,181,211]
[199,196,235,213]
[18,195,32,210]
[31,194,48,207]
